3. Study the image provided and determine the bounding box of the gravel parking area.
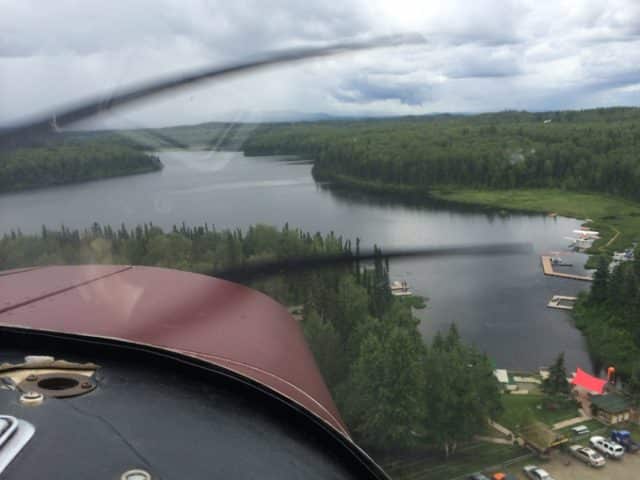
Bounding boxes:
[507,449,640,480]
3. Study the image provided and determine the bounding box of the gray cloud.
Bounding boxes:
[1,0,640,127]
[333,75,432,106]
[444,47,523,79]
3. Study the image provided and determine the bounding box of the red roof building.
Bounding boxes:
[571,368,607,394]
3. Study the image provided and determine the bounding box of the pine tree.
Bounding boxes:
[590,255,610,304]
[607,264,625,306]
[628,361,640,406]
[339,320,425,449]
[542,353,570,396]
[301,308,343,388]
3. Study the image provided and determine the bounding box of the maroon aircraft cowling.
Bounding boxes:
[0,265,349,437]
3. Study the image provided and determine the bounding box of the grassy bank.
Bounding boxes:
[430,187,640,255]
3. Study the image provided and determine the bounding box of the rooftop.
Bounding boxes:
[590,393,631,413]
[571,368,607,394]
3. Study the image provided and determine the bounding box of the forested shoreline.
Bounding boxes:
[0,119,259,192]
[0,222,501,454]
[244,107,640,201]
[574,254,640,381]
[0,142,162,192]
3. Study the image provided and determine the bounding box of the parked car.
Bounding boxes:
[570,425,590,436]
[589,435,625,459]
[468,474,491,480]
[523,465,555,480]
[569,444,606,467]
[491,473,517,480]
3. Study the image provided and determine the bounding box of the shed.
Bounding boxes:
[590,393,632,424]
[520,421,567,453]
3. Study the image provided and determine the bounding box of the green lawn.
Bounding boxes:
[430,187,640,257]
[381,441,529,480]
[498,394,580,431]
[556,418,607,438]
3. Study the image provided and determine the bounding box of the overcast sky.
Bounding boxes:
[2,0,640,127]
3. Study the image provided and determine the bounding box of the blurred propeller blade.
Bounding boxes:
[0,34,425,146]
[213,242,532,282]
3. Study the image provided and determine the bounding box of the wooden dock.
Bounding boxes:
[541,256,592,281]
[547,295,578,310]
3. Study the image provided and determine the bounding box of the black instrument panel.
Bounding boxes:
[0,329,387,480]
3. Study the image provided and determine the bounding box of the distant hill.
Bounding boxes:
[57,106,640,151]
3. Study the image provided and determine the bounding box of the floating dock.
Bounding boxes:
[547,295,578,310]
[390,280,412,296]
[541,256,593,281]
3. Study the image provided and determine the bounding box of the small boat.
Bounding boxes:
[550,256,572,267]
[390,280,412,296]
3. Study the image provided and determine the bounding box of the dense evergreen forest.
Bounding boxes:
[0,141,162,192]
[244,107,640,201]
[0,223,501,453]
[574,252,640,385]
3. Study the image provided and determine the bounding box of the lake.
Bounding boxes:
[0,150,593,372]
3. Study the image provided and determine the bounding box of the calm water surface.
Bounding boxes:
[0,151,593,372]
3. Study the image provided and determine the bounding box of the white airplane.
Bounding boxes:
[573,229,600,239]
[565,237,593,249]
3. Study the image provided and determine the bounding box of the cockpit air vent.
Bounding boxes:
[0,415,34,474]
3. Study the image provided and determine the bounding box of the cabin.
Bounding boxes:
[590,393,632,425]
